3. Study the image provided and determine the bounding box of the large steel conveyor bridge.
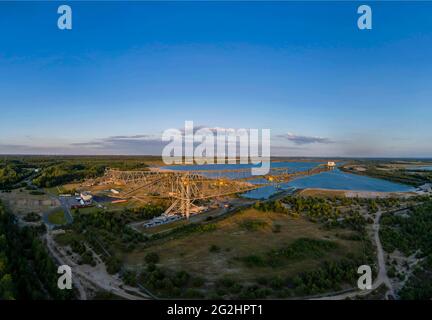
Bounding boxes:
[88,164,332,218]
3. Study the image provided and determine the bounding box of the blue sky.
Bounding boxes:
[1,1,432,157]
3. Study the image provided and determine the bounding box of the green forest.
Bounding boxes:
[380,200,432,299]
[0,201,74,299]
[1,156,154,189]
[0,162,32,190]
[57,204,165,274]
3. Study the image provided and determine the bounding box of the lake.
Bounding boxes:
[242,169,415,199]
[165,161,323,179]
[163,162,414,199]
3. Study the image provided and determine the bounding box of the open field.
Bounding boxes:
[47,208,67,225]
[125,208,365,284]
[299,189,347,198]
[0,188,59,216]
[44,183,82,196]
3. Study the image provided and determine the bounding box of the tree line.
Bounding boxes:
[30,158,151,188]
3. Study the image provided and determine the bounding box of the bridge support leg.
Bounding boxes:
[183,182,190,219]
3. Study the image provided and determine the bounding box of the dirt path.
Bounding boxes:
[313,209,395,300]
[45,232,150,300]
[373,210,394,298]
[44,233,87,300]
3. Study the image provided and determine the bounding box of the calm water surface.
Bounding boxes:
[243,169,414,199]
[163,162,414,199]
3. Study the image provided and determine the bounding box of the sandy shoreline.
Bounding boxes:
[299,188,418,199]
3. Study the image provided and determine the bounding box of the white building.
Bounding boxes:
[80,192,93,203]
[327,161,336,168]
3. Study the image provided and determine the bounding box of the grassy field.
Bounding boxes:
[139,219,189,235]
[125,208,364,283]
[44,183,81,195]
[47,208,67,225]
[299,189,347,198]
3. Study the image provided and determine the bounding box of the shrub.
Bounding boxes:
[229,283,243,294]
[106,256,121,274]
[191,277,205,287]
[146,263,156,272]
[23,212,41,222]
[145,252,160,264]
[256,277,268,286]
[122,270,138,286]
[269,276,284,290]
[172,270,190,287]
[184,288,204,298]
[29,190,45,196]
[242,255,266,267]
[209,244,220,253]
[216,277,235,289]
[80,250,96,266]
[272,224,282,233]
[238,219,268,231]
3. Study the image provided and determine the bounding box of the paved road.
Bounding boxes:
[57,196,74,224]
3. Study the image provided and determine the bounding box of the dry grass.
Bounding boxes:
[298,188,346,198]
[125,208,362,282]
